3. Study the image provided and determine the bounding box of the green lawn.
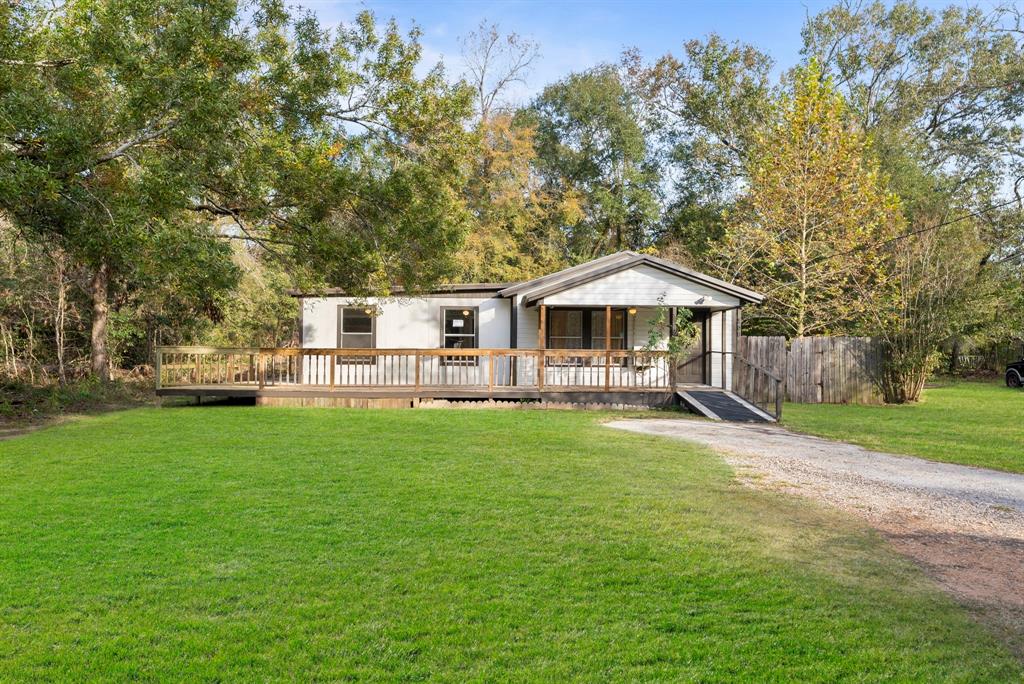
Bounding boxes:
[0,407,1018,680]
[784,381,1024,474]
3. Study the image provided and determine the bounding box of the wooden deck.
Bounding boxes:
[154,346,782,416]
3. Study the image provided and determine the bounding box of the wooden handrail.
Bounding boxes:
[155,346,679,393]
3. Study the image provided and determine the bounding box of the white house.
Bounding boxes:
[295,251,763,393]
[157,251,778,418]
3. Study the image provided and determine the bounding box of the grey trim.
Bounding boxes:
[509,301,518,349]
[291,283,516,298]
[516,252,763,306]
[497,252,635,297]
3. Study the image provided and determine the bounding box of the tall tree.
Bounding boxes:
[1,0,474,379]
[524,66,660,260]
[456,113,570,282]
[714,61,903,338]
[454,22,565,282]
[626,36,774,259]
[459,20,539,124]
[803,0,1024,192]
[803,0,1024,377]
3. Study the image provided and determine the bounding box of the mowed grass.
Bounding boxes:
[0,407,1018,680]
[784,381,1024,474]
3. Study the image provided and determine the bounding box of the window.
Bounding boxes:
[546,308,627,349]
[548,310,583,349]
[337,306,376,363]
[442,307,478,365]
[589,309,626,350]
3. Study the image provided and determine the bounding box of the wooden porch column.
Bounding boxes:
[668,307,676,386]
[538,304,546,349]
[604,304,611,391]
[537,304,546,389]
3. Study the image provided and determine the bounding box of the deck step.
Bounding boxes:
[676,390,773,423]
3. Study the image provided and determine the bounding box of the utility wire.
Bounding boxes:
[814,196,1022,263]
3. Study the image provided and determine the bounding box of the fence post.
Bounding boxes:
[488,351,495,396]
[258,353,266,389]
[775,377,783,420]
[414,351,421,392]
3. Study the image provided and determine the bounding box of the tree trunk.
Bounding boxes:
[55,254,67,384]
[90,262,110,381]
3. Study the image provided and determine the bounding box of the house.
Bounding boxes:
[155,251,781,420]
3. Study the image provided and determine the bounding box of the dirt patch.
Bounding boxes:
[606,419,1024,659]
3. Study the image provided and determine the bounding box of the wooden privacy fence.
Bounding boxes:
[737,336,883,404]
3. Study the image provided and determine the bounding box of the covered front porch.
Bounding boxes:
[531,303,725,388]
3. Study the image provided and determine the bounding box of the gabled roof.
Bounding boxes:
[498,251,764,305]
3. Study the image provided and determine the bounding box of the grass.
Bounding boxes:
[783,380,1024,474]
[0,407,1019,680]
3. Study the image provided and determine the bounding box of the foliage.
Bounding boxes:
[641,298,700,360]
[1,0,475,379]
[784,381,1024,474]
[205,242,298,347]
[625,36,775,258]
[853,212,996,403]
[713,61,904,338]
[523,66,661,260]
[455,114,569,282]
[801,1,1024,383]
[0,376,151,426]
[0,408,1018,678]
[802,0,1024,198]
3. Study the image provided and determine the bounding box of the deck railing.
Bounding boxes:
[722,351,784,420]
[156,347,676,393]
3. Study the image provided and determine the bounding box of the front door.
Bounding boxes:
[675,310,706,384]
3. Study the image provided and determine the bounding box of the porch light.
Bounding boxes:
[461,309,470,316]
[363,308,374,316]
[628,307,637,316]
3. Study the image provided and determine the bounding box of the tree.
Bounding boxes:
[855,215,995,403]
[802,0,1024,197]
[456,114,570,282]
[625,36,774,259]
[524,66,661,260]
[1,1,474,379]
[454,23,565,282]
[713,61,903,338]
[459,20,539,124]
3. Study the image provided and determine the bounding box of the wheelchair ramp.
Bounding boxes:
[677,390,774,423]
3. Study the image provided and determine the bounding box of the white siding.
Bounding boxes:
[300,295,511,349]
[543,264,741,308]
[515,295,539,348]
[706,309,736,389]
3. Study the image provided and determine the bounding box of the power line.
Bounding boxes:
[816,196,1022,264]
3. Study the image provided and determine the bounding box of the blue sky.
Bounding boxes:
[294,0,980,104]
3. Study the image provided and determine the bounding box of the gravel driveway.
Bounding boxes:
[607,419,1024,654]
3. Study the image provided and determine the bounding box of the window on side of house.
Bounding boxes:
[337,306,376,363]
[442,307,478,365]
